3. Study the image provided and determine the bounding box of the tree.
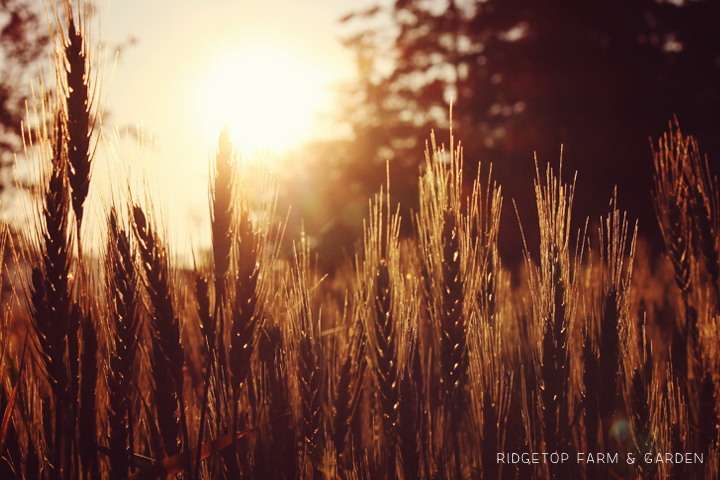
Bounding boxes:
[338,0,720,263]
[0,0,51,195]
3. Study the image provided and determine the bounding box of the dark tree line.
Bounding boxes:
[295,0,720,268]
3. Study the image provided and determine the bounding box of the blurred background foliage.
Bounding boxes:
[0,0,50,193]
[283,0,720,271]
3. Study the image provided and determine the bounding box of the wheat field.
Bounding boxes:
[0,5,718,480]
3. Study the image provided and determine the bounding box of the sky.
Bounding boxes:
[81,0,379,255]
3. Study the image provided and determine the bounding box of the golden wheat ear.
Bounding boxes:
[358,183,405,478]
[681,132,720,308]
[331,305,366,473]
[131,205,193,474]
[195,127,236,477]
[520,159,582,479]
[210,126,233,410]
[212,125,234,297]
[651,123,708,465]
[25,105,74,479]
[105,209,142,479]
[64,17,92,233]
[656,124,720,476]
[416,131,473,478]
[285,238,324,478]
[28,8,106,473]
[49,0,104,243]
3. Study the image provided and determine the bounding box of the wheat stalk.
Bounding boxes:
[416,131,472,478]
[287,237,324,478]
[653,125,695,401]
[132,205,193,477]
[681,135,720,309]
[520,158,582,479]
[331,302,366,472]
[106,210,141,478]
[24,104,74,480]
[195,126,235,477]
[55,0,103,242]
[212,126,233,423]
[358,181,414,479]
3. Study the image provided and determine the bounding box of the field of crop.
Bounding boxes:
[0,5,718,480]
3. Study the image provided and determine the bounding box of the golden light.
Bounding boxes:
[196,42,328,154]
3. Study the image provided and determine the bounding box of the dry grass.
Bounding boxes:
[0,3,719,480]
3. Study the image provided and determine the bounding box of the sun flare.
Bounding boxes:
[196,42,328,154]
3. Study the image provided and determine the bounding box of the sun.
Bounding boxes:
[196,42,328,154]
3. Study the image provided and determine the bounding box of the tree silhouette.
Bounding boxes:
[0,0,51,196]
[337,0,720,263]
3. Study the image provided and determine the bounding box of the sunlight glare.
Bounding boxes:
[196,42,328,154]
